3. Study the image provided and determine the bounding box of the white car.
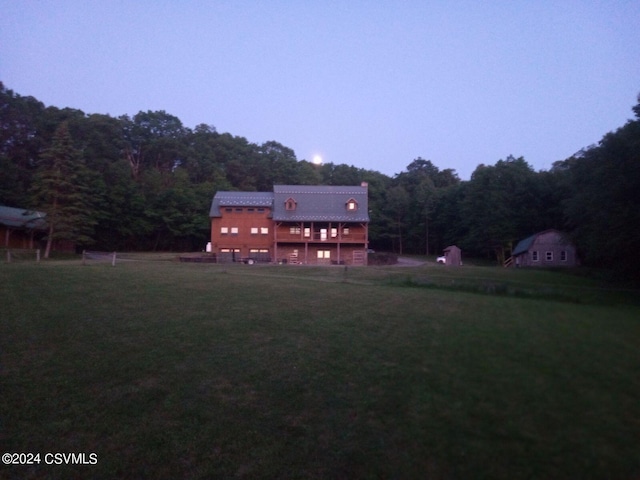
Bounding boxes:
[436,255,446,264]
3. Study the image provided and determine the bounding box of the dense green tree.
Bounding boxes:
[563,98,640,278]
[462,156,544,261]
[121,110,186,180]
[386,158,460,254]
[0,83,47,206]
[30,122,96,257]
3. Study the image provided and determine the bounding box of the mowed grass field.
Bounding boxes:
[1,259,639,479]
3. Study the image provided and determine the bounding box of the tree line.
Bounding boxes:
[1,83,638,279]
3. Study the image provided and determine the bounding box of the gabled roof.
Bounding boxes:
[512,234,537,257]
[512,229,569,256]
[272,185,369,222]
[209,192,274,217]
[0,205,47,230]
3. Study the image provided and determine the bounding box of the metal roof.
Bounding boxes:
[273,185,369,222]
[512,234,537,256]
[512,229,569,256]
[209,192,274,217]
[209,185,370,222]
[0,205,47,230]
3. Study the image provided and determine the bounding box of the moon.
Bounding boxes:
[312,155,323,165]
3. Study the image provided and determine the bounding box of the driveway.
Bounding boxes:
[395,257,427,267]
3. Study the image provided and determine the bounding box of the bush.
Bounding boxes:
[368,252,398,265]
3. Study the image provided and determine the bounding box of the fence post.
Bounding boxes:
[82,250,86,266]
[36,249,41,263]
[6,250,10,263]
[112,252,116,267]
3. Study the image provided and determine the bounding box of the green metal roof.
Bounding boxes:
[0,205,47,230]
[272,185,369,222]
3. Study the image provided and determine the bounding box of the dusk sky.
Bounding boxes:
[2,1,639,179]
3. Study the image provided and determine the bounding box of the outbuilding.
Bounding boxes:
[511,229,578,267]
[442,245,462,266]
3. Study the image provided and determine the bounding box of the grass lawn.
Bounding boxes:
[1,259,639,479]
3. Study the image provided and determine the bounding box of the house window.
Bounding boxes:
[331,228,338,238]
[261,227,269,235]
[251,227,259,235]
[235,208,243,213]
[317,250,331,259]
[220,227,229,235]
[247,208,255,213]
[546,251,553,261]
[343,227,350,236]
[290,226,301,235]
[346,198,358,211]
[320,228,328,241]
[225,208,232,213]
[532,251,539,262]
[304,227,311,238]
[257,208,265,213]
[561,250,567,262]
[230,227,238,236]
[285,198,297,211]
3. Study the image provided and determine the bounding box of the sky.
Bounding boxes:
[1,1,639,180]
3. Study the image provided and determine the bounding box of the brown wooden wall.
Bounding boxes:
[211,207,273,258]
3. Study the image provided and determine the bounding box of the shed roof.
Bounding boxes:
[272,185,369,222]
[512,234,537,257]
[209,192,274,217]
[512,229,570,257]
[0,205,47,230]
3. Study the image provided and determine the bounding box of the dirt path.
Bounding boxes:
[395,257,427,267]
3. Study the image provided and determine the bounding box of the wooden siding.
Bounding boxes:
[274,222,367,244]
[275,243,366,265]
[2,225,37,249]
[515,230,577,267]
[210,206,272,259]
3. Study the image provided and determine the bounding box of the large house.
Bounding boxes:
[511,229,578,267]
[210,184,369,265]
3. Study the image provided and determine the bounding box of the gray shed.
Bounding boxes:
[443,245,462,266]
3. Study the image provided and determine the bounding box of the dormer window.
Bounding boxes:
[285,197,297,211]
[346,198,358,211]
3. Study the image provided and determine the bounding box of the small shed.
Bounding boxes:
[512,229,577,267]
[443,245,462,266]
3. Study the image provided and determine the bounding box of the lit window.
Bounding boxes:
[346,199,358,211]
[251,227,259,235]
[261,227,269,235]
[546,251,553,261]
[331,228,338,238]
[290,226,301,235]
[304,228,311,238]
[343,228,350,236]
[532,251,539,262]
[317,250,331,259]
[230,227,238,235]
[220,227,229,235]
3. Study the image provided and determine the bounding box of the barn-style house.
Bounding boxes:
[209,184,369,265]
[511,229,578,267]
